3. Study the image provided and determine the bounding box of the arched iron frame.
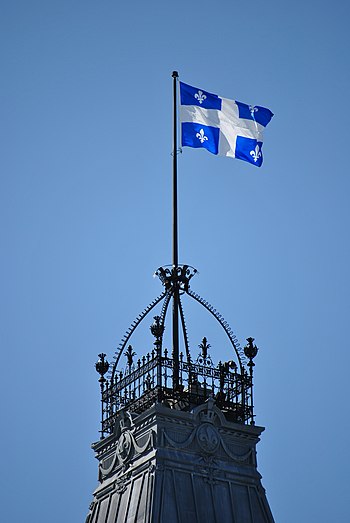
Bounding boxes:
[110,265,246,380]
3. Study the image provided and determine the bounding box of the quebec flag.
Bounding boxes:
[180,82,273,167]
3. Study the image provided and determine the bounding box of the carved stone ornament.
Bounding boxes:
[196,423,220,454]
[116,430,132,463]
[115,479,127,494]
[115,470,131,494]
[162,400,253,464]
[99,416,156,478]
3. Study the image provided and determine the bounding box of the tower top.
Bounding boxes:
[95,264,259,439]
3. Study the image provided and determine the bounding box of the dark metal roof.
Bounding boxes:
[87,401,274,523]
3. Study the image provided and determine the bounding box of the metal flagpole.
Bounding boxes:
[172,70,179,390]
[172,70,179,268]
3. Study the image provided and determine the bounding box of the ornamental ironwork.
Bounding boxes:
[95,265,259,439]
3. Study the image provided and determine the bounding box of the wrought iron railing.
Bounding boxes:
[95,266,259,439]
[97,338,255,436]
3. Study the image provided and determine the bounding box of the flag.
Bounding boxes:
[180,82,273,167]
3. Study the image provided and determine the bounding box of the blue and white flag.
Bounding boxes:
[180,82,273,167]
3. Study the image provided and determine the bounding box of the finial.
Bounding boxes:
[95,353,110,439]
[199,337,210,360]
[150,316,164,340]
[244,338,258,425]
[125,345,136,368]
[244,337,258,362]
[95,353,109,379]
[172,70,179,78]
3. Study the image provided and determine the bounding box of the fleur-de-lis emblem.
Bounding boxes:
[250,145,262,163]
[125,344,136,367]
[249,105,258,117]
[196,128,208,144]
[195,90,207,104]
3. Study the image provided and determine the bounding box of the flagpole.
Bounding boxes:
[172,70,179,268]
[172,70,179,390]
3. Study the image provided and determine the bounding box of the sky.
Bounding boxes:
[1,1,350,521]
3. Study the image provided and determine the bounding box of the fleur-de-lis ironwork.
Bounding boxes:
[196,128,208,144]
[125,345,136,368]
[199,337,210,360]
[195,90,207,104]
[250,145,261,163]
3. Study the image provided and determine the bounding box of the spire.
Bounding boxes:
[86,266,274,523]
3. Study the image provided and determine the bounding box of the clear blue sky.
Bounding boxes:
[1,1,350,521]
